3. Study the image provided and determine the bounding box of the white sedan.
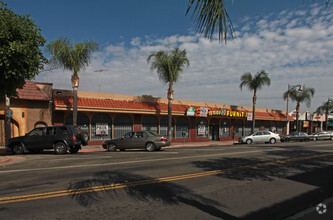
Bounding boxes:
[239,131,281,144]
[313,131,333,141]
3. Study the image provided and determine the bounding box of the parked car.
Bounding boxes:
[7,125,88,155]
[102,131,170,152]
[238,131,281,144]
[313,131,333,141]
[280,132,310,142]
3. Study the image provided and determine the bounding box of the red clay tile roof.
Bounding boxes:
[54,96,188,113]
[256,111,288,120]
[15,81,50,101]
[54,96,287,120]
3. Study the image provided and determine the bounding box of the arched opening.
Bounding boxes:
[196,118,208,138]
[176,117,189,138]
[114,114,133,139]
[220,119,230,137]
[65,112,90,139]
[234,120,244,137]
[142,115,158,133]
[91,113,112,141]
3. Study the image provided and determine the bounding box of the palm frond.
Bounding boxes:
[186,0,235,43]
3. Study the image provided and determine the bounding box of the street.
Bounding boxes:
[0,141,333,219]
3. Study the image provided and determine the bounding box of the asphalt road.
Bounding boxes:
[0,141,333,220]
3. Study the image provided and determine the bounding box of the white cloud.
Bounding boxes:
[37,4,333,113]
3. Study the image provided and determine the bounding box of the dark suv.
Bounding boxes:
[7,125,88,155]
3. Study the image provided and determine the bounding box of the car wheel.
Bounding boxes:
[55,142,67,155]
[69,146,80,154]
[80,131,89,146]
[12,143,24,155]
[146,142,156,151]
[246,139,252,144]
[331,137,333,141]
[119,149,125,151]
[269,138,276,144]
[314,137,317,141]
[107,143,117,152]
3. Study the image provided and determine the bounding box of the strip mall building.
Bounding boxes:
[1,81,289,146]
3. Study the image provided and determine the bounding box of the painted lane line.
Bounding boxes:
[1,152,333,205]
[0,150,265,174]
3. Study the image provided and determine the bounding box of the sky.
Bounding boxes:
[6,0,333,113]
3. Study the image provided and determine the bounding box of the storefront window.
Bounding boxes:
[160,116,175,138]
[176,117,189,138]
[245,121,252,136]
[234,120,244,137]
[91,113,112,141]
[264,121,271,131]
[277,122,284,135]
[142,115,158,133]
[196,118,208,138]
[114,114,133,139]
[255,121,261,131]
[220,119,230,137]
[271,121,277,133]
[65,112,90,139]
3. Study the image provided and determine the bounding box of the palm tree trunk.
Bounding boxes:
[71,74,80,127]
[167,82,174,141]
[296,102,300,132]
[252,93,257,133]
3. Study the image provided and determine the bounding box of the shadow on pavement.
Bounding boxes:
[191,149,333,219]
[68,171,238,219]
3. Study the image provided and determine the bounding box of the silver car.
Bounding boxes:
[313,131,333,141]
[239,131,281,144]
[102,131,171,152]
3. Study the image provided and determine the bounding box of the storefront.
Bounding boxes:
[53,89,288,145]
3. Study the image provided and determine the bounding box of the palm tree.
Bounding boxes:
[239,70,271,133]
[283,86,315,132]
[186,0,235,43]
[147,47,190,140]
[46,38,99,126]
[316,98,333,131]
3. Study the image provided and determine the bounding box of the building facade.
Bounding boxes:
[1,81,295,146]
[52,89,288,145]
[0,81,53,146]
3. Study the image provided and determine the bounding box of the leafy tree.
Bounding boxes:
[186,0,235,43]
[46,38,98,126]
[316,98,333,131]
[0,1,47,99]
[240,70,271,133]
[147,47,190,140]
[283,86,315,132]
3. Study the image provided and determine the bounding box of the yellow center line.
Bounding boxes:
[1,152,333,205]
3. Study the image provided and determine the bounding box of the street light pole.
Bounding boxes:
[286,84,302,135]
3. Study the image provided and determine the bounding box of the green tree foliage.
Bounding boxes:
[186,0,235,43]
[316,98,333,130]
[240,70,271,133]
[283,86,315,132]
[0,1,47,99]
[148,47,190,140]
[46,38,98,126]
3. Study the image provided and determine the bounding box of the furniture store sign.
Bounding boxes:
[187,107,248,118]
